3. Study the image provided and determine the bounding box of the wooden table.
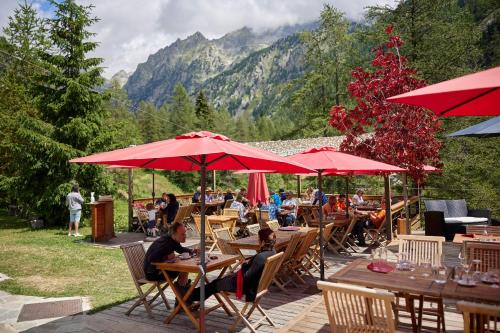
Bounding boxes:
[153,254,239,330]
[441,279,500,305]
[453,233,500,244]
[228,227,315,251]
[329,258,448,332]
[191,201,224,215]
[207,215,237,233]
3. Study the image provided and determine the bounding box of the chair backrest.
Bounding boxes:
[317,281,396,333]
[398,234,445,266]
[266,220,280,231]
[256,252,285,296]
[257,210,270,222]
[223,208,240,217]
[457,301,500,333]
[294,229,318,260]
[337,216,358,246]
[465,241,500,272]
[192,215,214,237]
[224,199,234,209]
[120,243,146,283]
[322,222,335,242]
[307,207,321,227]
[213,227,235,241]
[466,225,500,236]
[247,223,261,236]
[281,233,302,263]
[172,205,190,224]
[217,238,240,256]
[136,208,149,223]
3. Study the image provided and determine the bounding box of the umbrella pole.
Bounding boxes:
[345,177,349,218]
[384,174,392,241]
[199,156,207,333]
[152,170,155,204]
[318,170,325,281]
[403,173,410,233]
[128,168,134,232]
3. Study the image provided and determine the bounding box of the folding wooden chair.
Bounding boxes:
[213,226,235,241]
[224,199,234,209]
[328,216,358,254]
[287,229,319,284]
[363,215,388,245]
[134,208,148,234]
[308,222,335,270]
[247,223,261,236]
[221,252,285,333]
[193,215,218,252]
[274,233,302,290]
[256,210,270,224]
[304,207,320,227]
[223,208,240,217]
[465,241,500,272]
[317,281,396,333]
[265,220,279,231]
[120,243,170,317]
[457,301,500,333]
[396,235,446,332]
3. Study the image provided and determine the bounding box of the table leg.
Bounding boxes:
[405,294,418,333]
[204,266,233,317]
[162,270,201,329]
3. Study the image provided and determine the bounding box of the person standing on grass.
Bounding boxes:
[66,184,84,237]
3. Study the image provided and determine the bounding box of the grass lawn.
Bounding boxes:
[0,209,137,311]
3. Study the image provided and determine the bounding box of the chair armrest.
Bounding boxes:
[467,209,491,223]
[424,211,445,237]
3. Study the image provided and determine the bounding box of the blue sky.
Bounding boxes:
[1,0,397,78]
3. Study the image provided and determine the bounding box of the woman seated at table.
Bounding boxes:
[336,194,348,211]
[322,195,339,217]
[353,199,386,246]
[163,193,179,226]
[189,228,276,303]
[305,186,315,202]
[352,189,365,206]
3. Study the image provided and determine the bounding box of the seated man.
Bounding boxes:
[144,222,194,291]
[230,195,249,223]
[192,186,201,203]
[313,190,328,206]
[270,191,282,207]
[281,191,298,226]
[322,195,339,217]
[189,228,276,303]
[155,192,168,208]
[353,200,386,246]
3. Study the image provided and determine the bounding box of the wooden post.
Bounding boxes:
[151,170,155,203]
[318,170,324,281]
[128,168,133,232]
[297,175,301,198]
[384,174,392,241]
[345,176,349,217]
[403,173,410,232]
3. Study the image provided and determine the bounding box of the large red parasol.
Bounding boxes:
[246,173,269,207]
[286,146,405,280]
[70,131,312,332]
[387,66,500,117]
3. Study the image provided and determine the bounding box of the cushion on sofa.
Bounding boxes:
[446,199,468,218]
[424,200,448,216]
[444,217,488,224]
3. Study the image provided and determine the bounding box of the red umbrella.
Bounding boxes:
[70,131,312,332]
[286,146,405,280]
[246,173,269,207]
[387,66,500,117]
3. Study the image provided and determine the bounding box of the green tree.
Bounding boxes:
[13,0,115,223]
[169,83,197,135]
[136,101,163,143]
[213,106,236,138]
[284,5,354,138]
[195,90,215,130]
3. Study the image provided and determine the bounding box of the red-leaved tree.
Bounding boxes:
[329,26,441,183]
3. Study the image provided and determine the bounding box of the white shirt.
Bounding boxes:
[148,210,156,222]
[352,194,364,205]
[230,201,247,222]
[282,198,298,216]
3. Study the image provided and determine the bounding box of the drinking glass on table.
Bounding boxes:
[433,254,447,284]
[420,257,431,277]
[462,261,471,282]
[370,248,380,264]
[472,259,482,282]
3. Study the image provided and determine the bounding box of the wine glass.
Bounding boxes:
[420,257,431,277]
[472,259,482,282]
[462,261,471,283]
[433,254,447,284]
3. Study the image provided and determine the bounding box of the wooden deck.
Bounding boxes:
[25,237,469,333]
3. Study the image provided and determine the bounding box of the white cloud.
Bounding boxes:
[1,0,396,78]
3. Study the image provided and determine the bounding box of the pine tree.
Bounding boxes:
[213,106,236,138]
[169,83,196,135]
[195,90,215,131]
[137,101,162,143]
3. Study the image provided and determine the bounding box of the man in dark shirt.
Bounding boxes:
[189,228,276,303]
[192,186,201,203]
[144,222,193,287]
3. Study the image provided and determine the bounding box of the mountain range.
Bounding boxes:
[123,22,317,116]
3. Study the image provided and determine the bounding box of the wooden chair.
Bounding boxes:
[221,252,285,333]
[317,281,396,333]
[193,215,218,252]
[256,210,270,224]
[457,301,500,333]
[466,225,500,236]
[223,208,240,218]
[134,208,148,234]
[363,215,388,245]
[308,222,335,270]
[397,235,446,332]
[304,207,321,227]
[247,223,261,236]
[213,227,235,241]
[329,216,358,254]
[287,229,319,284]
[274,233,303,290]
[120,243,170,317]
[224,199,234,209]
[266,220,280,231]
[465,241,500,272]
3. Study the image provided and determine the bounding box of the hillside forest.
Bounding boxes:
[0,0,498,224]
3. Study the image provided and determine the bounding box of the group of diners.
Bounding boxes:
[144,221,277,304]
